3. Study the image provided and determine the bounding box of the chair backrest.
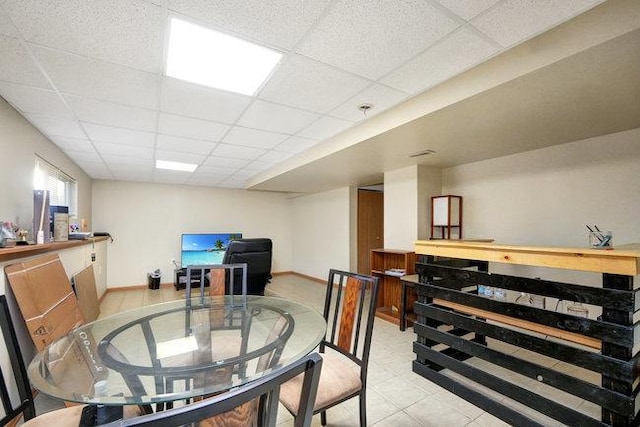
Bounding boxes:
[185,263,248,300]
[222,238,273,295]
[102,352,323,427]
[0,294,36,425]
[322,270,380,369]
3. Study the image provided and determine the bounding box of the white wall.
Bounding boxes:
[442,128,640,247]
[384,165,442,250]
[417,165,443,240]
[91,180,293,288]
[291,187,351,280]
[442,127,640,289]
[0,98,92,241]
[384,166,418,250]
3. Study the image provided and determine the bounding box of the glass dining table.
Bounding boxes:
[27,295,326,422]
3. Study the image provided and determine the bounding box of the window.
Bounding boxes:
[34,156,77,215]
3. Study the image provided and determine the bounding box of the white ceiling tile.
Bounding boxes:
[0,7,18,37]
[73,160,112,178]
[472,0,605,48]
[257,150,294,163]
[297,116,352,141]
[215,177,247,189]
[32,47,159,110]
[231,168,261,178]
[102,155,154,168]
[94,141,154,158]
[24,114,85,138]
[2,0,164,72]
[112,169,154,182]
[158,113,229,142]
[0,36,50,88]
[382,27,499,94]
[274,136,319,154]
[0,82,73,118]
[161,77,252,123]
[192,164,236,178]
[65,150,103,164]
[202,156,249,169]
[212,143,267,160]
[83,123,156,147]
[65,96,157,132]
[50,136,96,153]
[166,0,330,50]
[297,0,459,80]
[187,176,226,187]
[330,84,410,122]
[156,134,217,155]
[435,0,501,21]
[258,55,370,113]
[223,127,288,149]
[155,150,206,165]
[237,100,319,134]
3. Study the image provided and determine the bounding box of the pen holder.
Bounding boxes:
[589,230,612,249]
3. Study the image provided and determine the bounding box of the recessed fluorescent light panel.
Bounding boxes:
[166,17,282,96]
[156,159,198,172]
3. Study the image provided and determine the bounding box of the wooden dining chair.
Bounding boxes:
[101,352,323,427]
[1,294,156,427]
[0,294,86,427]
[279,269,380,427]
[185,263,248,300]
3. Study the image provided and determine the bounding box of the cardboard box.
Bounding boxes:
[5,253,84,351]
[72,265,100,322]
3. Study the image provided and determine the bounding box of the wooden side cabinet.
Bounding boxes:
[370,249,416,327]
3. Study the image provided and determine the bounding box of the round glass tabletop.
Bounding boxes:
[28,296,326,405]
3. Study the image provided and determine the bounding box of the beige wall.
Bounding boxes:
[441,127,640,288]
[442,128,640,247]
[417,165,443,240]
[291,187,351,280]
[0,98,92,240]
[91,180,293,288]
[384,165,442,250]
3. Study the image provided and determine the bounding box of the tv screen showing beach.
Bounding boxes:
[180,233,242,268]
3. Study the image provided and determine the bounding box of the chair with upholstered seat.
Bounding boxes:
[279,269,380,427]
[101,352,323,427]
[0,294,154,426]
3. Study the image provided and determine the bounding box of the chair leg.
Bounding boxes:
[359,392,366,427]
[321,409,327,425]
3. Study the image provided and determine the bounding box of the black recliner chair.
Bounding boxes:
[222,238,273,295]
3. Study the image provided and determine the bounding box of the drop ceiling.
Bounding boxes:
[0,0,630,192]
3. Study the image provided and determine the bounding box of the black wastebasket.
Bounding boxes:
[148,270,161,290]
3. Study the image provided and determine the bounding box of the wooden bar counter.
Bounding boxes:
[412,240,640,426]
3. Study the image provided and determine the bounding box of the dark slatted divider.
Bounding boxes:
[412,255,640,427]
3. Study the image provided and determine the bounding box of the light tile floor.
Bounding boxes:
[31,274,601,426]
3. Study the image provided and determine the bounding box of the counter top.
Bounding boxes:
[0,236,108,263]
[414,240,640,275]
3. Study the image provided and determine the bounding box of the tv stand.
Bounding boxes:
[174,268,209,291]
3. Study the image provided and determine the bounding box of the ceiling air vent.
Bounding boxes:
[408,149,436,158]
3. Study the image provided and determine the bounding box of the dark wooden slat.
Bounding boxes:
[415,302,633,382]
[416,263,636,312]
[416,282,633,347]
[414,342,608,427]
[416,322,634,416]
[412,361,546,427]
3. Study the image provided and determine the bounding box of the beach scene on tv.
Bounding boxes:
[181,233,242,267]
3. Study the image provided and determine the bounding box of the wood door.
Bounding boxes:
[357,189,383,274]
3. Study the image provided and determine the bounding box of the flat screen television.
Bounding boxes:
[180,233,242,268]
